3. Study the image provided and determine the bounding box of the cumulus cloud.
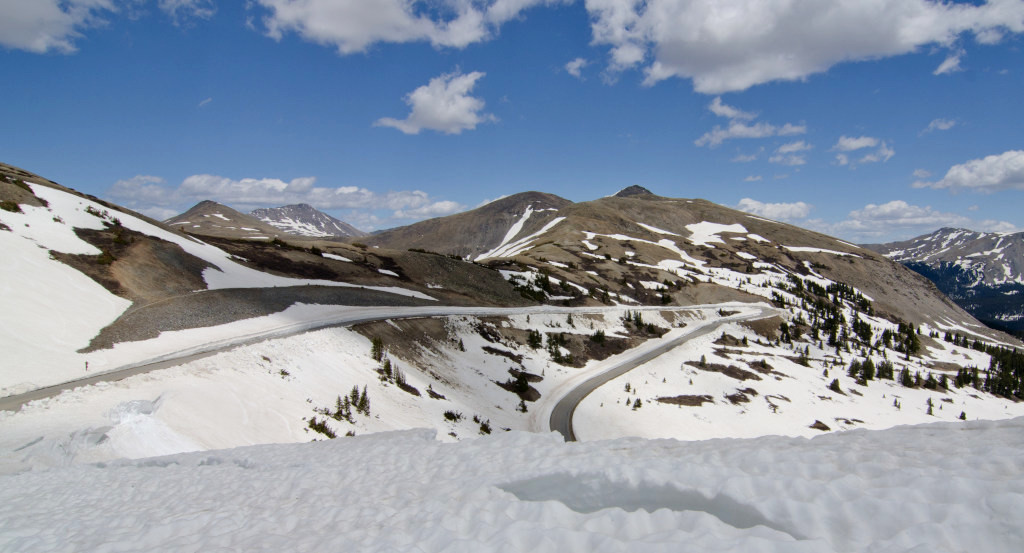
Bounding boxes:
[375,71,496,135]
[584,0,1024,93]
[913,169,932,179]
[565,57,589,79]
[106,172,467,229]
[254,0,568,54]
[921,118,956,134]
[913,150,1024,192]
[736,198,812,222]
[832,135,893,166]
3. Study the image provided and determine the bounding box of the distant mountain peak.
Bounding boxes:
[614,185,653,198]
[251,204,366,239]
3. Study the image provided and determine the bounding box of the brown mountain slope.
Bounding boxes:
[371,186,1007,341]
[363,191,572,258]
[165,200,286,241]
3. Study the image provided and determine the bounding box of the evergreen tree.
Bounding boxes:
[527,329,543,349]
[860,358,876,381]
[370,337,385,361]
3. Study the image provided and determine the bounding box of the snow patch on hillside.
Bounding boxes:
[476,214,566,261]
[686,222,748,248]
[783,246,860,257]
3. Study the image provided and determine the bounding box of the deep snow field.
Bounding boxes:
[3,418,1024,552]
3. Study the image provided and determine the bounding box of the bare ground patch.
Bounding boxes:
[656,395,715,406]
[684,361,762,381]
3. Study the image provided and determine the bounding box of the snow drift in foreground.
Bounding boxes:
[3,418,1023,552]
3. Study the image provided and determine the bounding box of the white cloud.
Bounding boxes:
[198,97,212,108]
[375,71,496,135]
[736,198,811,221]
[913,150,1024,193]
[697,97,804,147]
[821,199,1017,242]
[0,0,222,53]
[708,97,756,121]
[933,50,964,75]
[833,136,879,152]
[254,0,568,54]
[776,140,812,155]
[0,0,115,54]
[109,175,173,207]
[913,169,931,179]
[732,150,761,163]
[769,140,812,166]
[695,121,805,148]
[584,0,1024,93]
[859,142,895,164]
[158,0,215,23]
[138,206,182,221]
[832,135,893,166]
[743,175,762,182]
[921,118,956,134]
[393,200,466,220]
[565,57,589,79]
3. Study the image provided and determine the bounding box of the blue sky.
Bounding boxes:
[2,0,1023,242]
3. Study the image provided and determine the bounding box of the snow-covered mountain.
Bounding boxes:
[866,227,1024,333]
[5,162,1024,552]
[251,203,366,239]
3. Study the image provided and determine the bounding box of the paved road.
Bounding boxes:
[548,307,776,442]
[0,303,757,412]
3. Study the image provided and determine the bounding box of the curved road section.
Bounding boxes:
[0,303,767,413]
[548,306,776,442]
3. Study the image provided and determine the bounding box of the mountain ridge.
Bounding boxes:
[866,227,1024,333]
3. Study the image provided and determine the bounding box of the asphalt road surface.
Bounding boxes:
[548,307,775,441]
